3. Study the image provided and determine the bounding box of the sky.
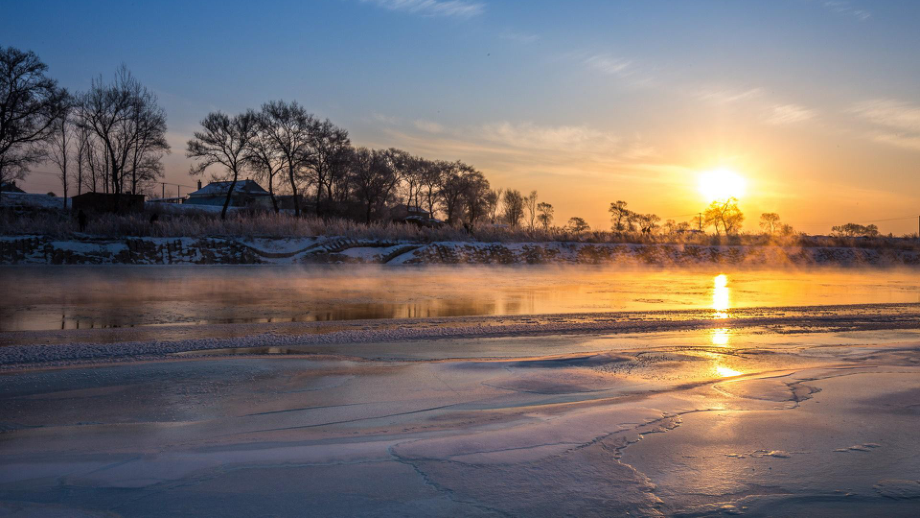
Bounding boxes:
[3,0,919,234]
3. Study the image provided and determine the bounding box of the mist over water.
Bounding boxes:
[2,265,918,332]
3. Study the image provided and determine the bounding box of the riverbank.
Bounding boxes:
[3,234,919,266]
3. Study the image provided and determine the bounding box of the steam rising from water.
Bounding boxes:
[1,265,919,331]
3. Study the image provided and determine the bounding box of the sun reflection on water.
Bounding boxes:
[712,274,730,318]
[710,328,730,346]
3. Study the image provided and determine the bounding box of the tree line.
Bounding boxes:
[0,47,169,209]
[1,46,898,238]
[186,102,571,226]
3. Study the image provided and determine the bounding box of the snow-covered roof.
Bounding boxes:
[0,181,26,193]
[188,179,270,197]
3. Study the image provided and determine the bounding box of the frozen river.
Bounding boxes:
[1,266,920,516]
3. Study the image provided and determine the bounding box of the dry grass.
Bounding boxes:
[2,205,919,251]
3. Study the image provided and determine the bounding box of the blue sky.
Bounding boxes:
[4,0,919,233]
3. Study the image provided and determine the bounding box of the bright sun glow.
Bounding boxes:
[698,168,747,202]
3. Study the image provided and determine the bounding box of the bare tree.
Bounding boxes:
[0,46,68,199]
[308,119,351,216]
[78,66,168,207]
[759,213,781,235]
[537,202,554,230]
[486,188,502,224]
[47,95,75,209]
[523,190,538,231]
[460,165,490,226]
[503,189,524,227]
[401,155,426,211]
[258,100,316,216]
[831,223,878,237]
[79,128,105,193]
[704,197,744,235]
[438,161,468,225]
[187,110,259,219]
[349,147,399,223]
[608,200,631,232]
[635,213,661,234]
[567,217,590,233]
[246,127,284,212]
[126,89,169,194]
[419,159,444,217]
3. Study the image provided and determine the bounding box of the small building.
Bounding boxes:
[185,180,273,209]
[390,204,442,228]
[71,192,145,213]
[0,181,26,193]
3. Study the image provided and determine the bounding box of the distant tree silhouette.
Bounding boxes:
[258,100,316,216]
[460,166,490,225]
[78,65,168,202]
[0,46,69,200]
[186,110,259,219]
[503,189,524,227]
[636,213,661,234]
[246,125,285,212]
[438,161,467,225]
[47,93,76,209]
[307,120,351,217]
[523,190,538,231]
[349,147,399,224]
[485,188,502,224]
[759,213,781,235]
[704,197,744,235]
[831,223,879,237]
[608,200,630,231]
[567,217,590,233]
[537,202,554,230]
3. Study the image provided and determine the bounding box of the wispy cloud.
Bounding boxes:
[499,29,539,44]
[823,1,871,21]
[478,121,620,152]
[583,54,633,77]
[766,104,817,125]
[361,0,484,19]
[414,119,444,133]
[850,98,920,151]
[694,86,763,104]
[371,112,399,125]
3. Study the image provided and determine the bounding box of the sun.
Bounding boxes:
[698,168,747,202]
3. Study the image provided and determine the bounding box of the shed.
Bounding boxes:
[71,192,145,213]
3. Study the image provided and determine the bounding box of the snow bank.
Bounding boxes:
[1,235,918,267]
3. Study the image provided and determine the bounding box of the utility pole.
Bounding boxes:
[161,182,165,200]
[698,213,703,231]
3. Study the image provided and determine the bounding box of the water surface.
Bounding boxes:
[2,265,918,331]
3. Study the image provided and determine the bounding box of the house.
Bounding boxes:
[71,192,145,213]
[0,181,26,193]
[390,204,442,228]
[185,179,273,209]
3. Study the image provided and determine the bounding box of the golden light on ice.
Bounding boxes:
[699,168,746,202]
[716,365,743,378]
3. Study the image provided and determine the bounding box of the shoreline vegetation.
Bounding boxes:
[3,196,918,266]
